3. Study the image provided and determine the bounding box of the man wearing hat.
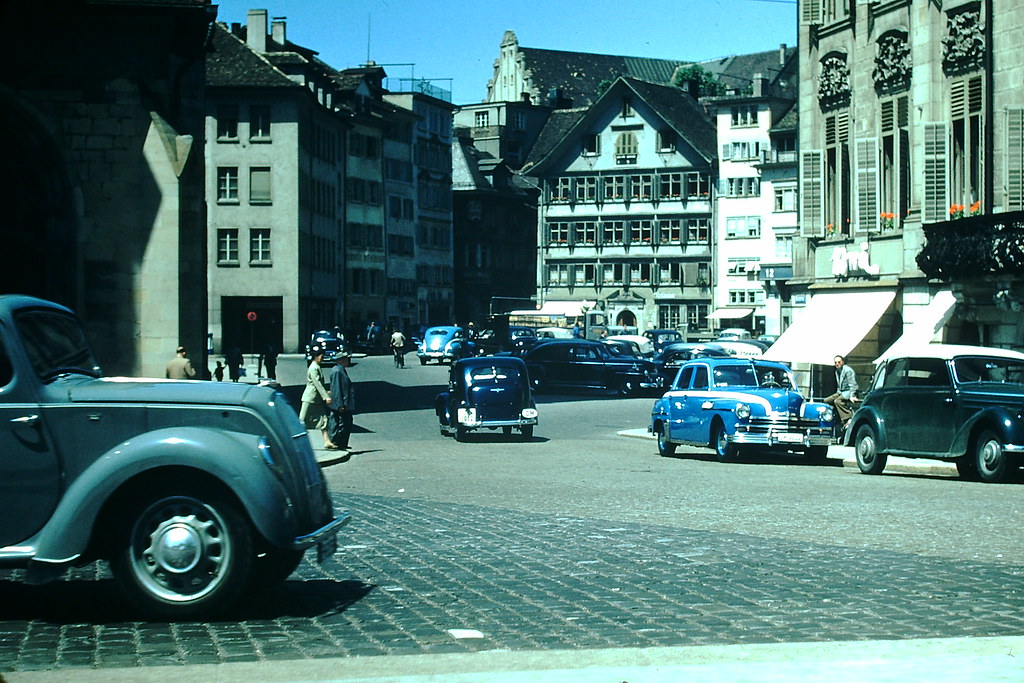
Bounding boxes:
[165,346,196,379]
[300,345,336,450]
[329,351,356,451]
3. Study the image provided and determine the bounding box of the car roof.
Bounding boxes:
[606,334,649,344]
[455,356,527,369]
[881,343,1024,362]
[683,356,789,368]
[426,326,460,333]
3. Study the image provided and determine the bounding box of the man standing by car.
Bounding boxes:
[825,354,858,428]
[165,346,196,379]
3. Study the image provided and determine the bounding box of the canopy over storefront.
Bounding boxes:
[762,290,896,366]
[874,290,957,363]
[510,301,596,318]
[707,308,753,320]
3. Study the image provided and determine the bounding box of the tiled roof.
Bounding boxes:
[771,101,798,131]
[698,46,796,92]
[521,107,588,169]
[206,23,301,89]
[519,46,689,107]
[624,78,716,160]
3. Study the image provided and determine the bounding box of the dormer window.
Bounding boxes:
[615,132,638,165]
[583,134,600,155]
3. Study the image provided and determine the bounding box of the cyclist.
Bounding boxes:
[390,328,407,368]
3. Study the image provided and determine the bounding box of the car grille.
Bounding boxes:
[743,414,827,434]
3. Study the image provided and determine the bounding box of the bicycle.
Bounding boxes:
[392,345,405,368]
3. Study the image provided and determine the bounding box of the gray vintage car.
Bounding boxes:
[0,295,349,618]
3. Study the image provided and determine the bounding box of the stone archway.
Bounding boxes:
[0,89,78,307]
[616,309,637,328]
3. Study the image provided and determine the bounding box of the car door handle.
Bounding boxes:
[10,414,39,426]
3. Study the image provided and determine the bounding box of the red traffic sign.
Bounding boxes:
[246,311,257,322]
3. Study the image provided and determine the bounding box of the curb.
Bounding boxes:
[617,429,959,477]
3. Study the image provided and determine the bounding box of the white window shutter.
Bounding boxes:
[855,137,880,232]
[1007,109,1024,211]
[800,0,821,26]
[800,150,824,236]
[923,123,949,223]
[721,144,732,160]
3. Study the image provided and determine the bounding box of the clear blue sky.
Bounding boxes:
[212,0,797,105]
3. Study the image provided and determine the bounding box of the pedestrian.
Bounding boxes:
[824,354,858,429]
[300,346,337,450]
[225,347,243,382]
[329,352,355,451]
[213,360,225,381]
[260,343,278,380]
[165,346,196,379]
[572,321,583,338]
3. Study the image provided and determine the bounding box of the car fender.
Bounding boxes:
[952,405,1024,454]
[435,391,452,425]
[845,406,890,450]
[30,426,294,564]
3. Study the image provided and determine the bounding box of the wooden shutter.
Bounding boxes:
[721,144,732,160]
[800,0,821,25]
[800,150,824,236]
[855,138,880,232]
[1008,109,1024,210]
[923,122,948,223]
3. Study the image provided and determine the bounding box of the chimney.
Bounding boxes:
[779,43,787,66]
[752,73,768,97]
[272,16,287,46]
[247,9,267,53]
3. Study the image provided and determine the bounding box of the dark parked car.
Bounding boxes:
[475,325,539,355]
[523,339,661,396]
[0,296,349,618]
[652,342,731,388]
[305,328,348,365]
[436,357,538,441]
[417,325,477,364]
[651,357,834,461]
[846,344,1024,483]
[644,328,684,352]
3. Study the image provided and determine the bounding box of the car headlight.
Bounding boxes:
[457,407,478,425]
[521,408,538,419]
[817,405,834,423]
[734,403,751,420]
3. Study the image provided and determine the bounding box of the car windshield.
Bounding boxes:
[426,328,451,336]
[469,366,520,382]
[712,364,758,387]
[15,308,101,380]
[953,356,1024,385]
[753,364,793,388]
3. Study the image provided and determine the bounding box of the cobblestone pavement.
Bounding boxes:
[1,492,1023,673]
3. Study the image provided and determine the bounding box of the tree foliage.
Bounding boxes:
[671,64,726,97]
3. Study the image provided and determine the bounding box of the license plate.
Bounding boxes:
[316,533,337,563]
[776,432,804,443]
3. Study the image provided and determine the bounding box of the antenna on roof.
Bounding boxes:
[366,14,372,64]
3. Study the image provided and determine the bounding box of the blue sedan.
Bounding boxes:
[650,357,834,461]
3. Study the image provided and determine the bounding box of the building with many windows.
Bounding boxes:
[707,49,798,337]
[522,77,717,336]
[206,12,350,355]
[765,1,1024,394]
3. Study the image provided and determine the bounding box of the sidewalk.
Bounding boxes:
[616,428,959,477]
[7,636,1023,682]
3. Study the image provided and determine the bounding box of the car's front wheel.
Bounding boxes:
[112,487,253,619]
[975,429,1012,483]
[854,424,886,475]
[520,425,534,441]
[712,423,738,462]
[455,426,469,442]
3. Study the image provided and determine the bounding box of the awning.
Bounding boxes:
[707,308,753,320]
[762,290,896,365]
[874,290,957,363]
[510,301,595,317]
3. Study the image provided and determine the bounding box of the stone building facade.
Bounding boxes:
[767,0,1024,394]
[0,0,214,377]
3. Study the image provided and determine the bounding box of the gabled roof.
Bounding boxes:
[699,46,797,93]
[517,46,690,108]
[206,22,301,89]
[522,77,715,173]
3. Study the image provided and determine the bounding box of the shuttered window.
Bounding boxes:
[923,122,949,223]
[1008,109,1024,211]
[950,76,984,211]
[799,0,821,26]
[855,138,879,232]
[800,150,824,236]
[880,95,910,230]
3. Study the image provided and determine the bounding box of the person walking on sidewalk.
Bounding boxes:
[300,346,337,450]
[165,346,196,379]
[329,352,356,451]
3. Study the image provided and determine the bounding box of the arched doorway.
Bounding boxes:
[0,89,78,307]
[616,310,637,328]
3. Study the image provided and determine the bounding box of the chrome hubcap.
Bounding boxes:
[979,440,1001,471]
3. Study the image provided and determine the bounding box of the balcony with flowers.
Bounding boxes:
[917,208,1024,280]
